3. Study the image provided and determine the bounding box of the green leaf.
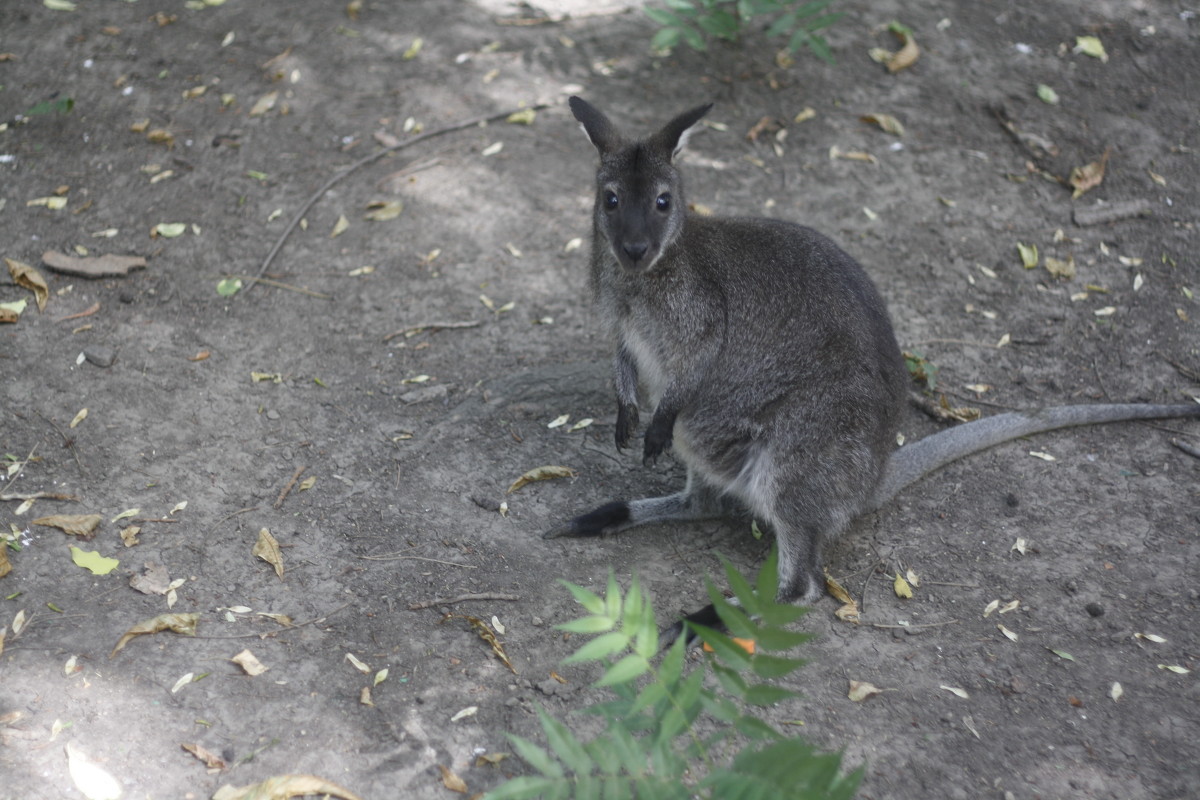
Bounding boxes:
[750,652,807,679]
[559,579,605,615]
[747,625,812,651]
[604,572,622,620]
[805,32,836,63]
[766,9,801,38]
[628,679,668,715]
[720,555,761,616]
[743,682,798,706]
[692,625,753,671]
[23,96,75,117]
[483,774,562,800]
[680,24,707,50]
[69,547,119,575]
[216,277,243,297]
[506,733,564,779]
[596,653,650,687]
[697,8,739,40]
[710,662,748,699]
[562,631,630,665]
[650,26,682,50]
[539,707,594,777]
[709,592,757,640]
[663,0,698,11]
[754,547,781,601]
[557,615,616,635]
[645,6,684,27]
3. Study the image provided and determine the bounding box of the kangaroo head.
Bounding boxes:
[569,96,712,272]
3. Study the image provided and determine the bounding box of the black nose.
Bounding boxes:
[623,242,648,262]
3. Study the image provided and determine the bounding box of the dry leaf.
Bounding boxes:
[438,764,468,794]
[12,609,28,636]
[825,573,860,623]
[110,612,200,657]
[507,465,576,493]
[120,526,141,547]
[129,562,171,595]
[1017,242,1039,269]
[1110,682,1123,702]
[181,742,227,770]
[5,258,49,311]
[450,706,479,722]
[1070,148,1111,198]
[829,145,878,164]
[848,680,884,702]
[0,545,10,579]
[1073,35,1108,62]
[298,476,316,491]
[248,91,278,116]
[1045,254,1076,279]
[940,685,969,699]
[252,528,284,579]
[43,252,148,278]
[231,649,269,676]
[893,573,913,599]
[880,26,920,73]
[983,599,999,617]
[860,113,905,137]
[443,613,517,673]
[171,672,195,694]
[330,215,350,238]
[998,624,1018,642]
[33,513,101,539]
[359,686,373,706]
[66,741,123,800]
[1012,537,1028,554]
[364,200,403,221]
[1135,632,1167,643]
[69,408,88,428]
[345,652,371,674]
[211,775,364,800]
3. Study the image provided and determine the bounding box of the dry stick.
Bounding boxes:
[232,275,331,299]
[247,104,548,293]
[408,592,521,611]
[383,320,482,342]
[195,602,352,640]
[870,619,960,630]
[1173,439,1200,460]
[1,491,79,502]
[359,553,476,568]
[36,412,86,475]
[274,464,307,509]
[130,517,180,523]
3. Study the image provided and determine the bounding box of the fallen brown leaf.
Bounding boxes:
[0,545,11,579]
[507,465,576,494]
[211,775,364,800]
[32,513,101,539]
[443,613,517,674]
[110,612,199,658]
[42,250,147,278]
[438,764,468,794]
[1070,147,1112,198]
[887,28,920,73]
[252,528,284,579]
[5,258,49,311]
[181,742,227,770]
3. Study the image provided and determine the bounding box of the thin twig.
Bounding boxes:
[206,506,258,538]
[37,412,86,475]
[408,592,521,610]
[383,320,482,342]
[360,553,476,568]
[195,602,352,640]
[1172,438,1200,460]
[233,275,332,299]
[923,580,980,589]
[130,517,180,524]
[274,464,307,509]
[0,444,40,496]
[1,491,79,502]
[247,104,548,292]
[869,619,960,630]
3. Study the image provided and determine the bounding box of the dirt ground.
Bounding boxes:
[2,0,1198,798]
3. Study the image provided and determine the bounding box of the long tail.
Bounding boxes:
[869,402,1200,512]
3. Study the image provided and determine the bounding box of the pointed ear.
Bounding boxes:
[652,102,713,162]
[569,96,621,155]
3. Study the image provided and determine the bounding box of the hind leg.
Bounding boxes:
[543,468,740,539]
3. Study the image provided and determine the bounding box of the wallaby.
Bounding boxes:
[548,96,1200,629]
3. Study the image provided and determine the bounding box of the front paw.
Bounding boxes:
[642,416,674,466]
[615,403,639,450]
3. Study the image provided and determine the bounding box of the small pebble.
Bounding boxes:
[83,346,116,367]
[1085,602,1105,617]
[265,409,280,420]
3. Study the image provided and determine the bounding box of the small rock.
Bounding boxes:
[83,346,116,367]
[400,384,450,405]
[1009,675,1027,694]
[266,409,280,420]
[118,289,135,304]
[1085,602,1105,617]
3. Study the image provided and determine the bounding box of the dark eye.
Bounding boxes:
[604,191,618,210]
[656,192,671,211]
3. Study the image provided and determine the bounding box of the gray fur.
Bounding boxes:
[552,97,1200,607]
